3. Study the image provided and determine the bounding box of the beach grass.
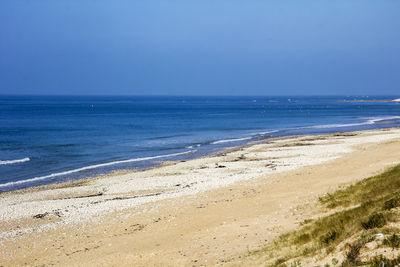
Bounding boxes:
[248,164,400,266]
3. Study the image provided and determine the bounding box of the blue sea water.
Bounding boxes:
[0,95,400,192]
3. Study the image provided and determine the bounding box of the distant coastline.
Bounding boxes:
[337,98,400,103]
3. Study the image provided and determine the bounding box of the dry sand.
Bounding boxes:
[1,128,400,266]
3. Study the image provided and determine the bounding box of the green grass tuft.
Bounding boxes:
[341,242,362,266]
[383,233,400,249]
[295,233,311,245]
[320,231,339,245]
[382,195,400,210]
[369,255,400,267]
[361,213,387,229]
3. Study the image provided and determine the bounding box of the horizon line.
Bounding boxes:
[0,94,399,98]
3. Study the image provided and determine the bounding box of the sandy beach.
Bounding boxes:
[1,127,400,266]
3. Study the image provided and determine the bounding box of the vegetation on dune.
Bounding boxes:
[247,165,400,266]
[369,255,400,267]
[319,165,400,209]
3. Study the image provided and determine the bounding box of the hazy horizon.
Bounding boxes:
[0,94,399,98]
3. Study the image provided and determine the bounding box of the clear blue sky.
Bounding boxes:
[0,0,399,96]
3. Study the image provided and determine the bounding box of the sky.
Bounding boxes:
[0,0,399,96]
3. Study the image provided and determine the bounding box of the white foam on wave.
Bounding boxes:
[211,137,253,145]
[186,144,202,149]
[306,121,371,129]
[249,116,400,139]
[306,116,400,130]
[254,130,279,135]
[206,116,400,147]
[0,157,30,166]
[366,116,400,123]
[0,151,196,188]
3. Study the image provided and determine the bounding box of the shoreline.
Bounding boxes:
[2,114,400,193]
[1,127,400,265]
[1,127,388,197]
[0,130,357,196]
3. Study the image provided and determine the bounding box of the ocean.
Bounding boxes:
[1,95,399,192]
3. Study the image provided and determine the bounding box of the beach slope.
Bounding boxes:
[1,128,400,266]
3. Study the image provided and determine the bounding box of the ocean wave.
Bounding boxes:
[253,130,280,135]
[186,144,201,149]
[0,157,30,166]
[305,116,400,130]
[211,137,253,145]
[0,151,195,188]
[366,116,400,124]
[305,122,371,129]
[211,116,400,146]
